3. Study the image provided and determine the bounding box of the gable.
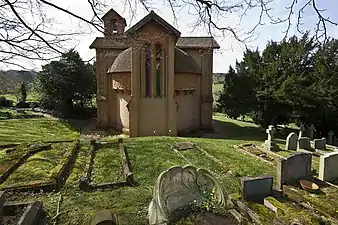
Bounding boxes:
[124,11,180,37]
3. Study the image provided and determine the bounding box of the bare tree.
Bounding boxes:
[0,0,336,70]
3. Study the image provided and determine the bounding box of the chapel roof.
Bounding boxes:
[108,47,201,74]
[124,10,181,37]
[176,37,220,49]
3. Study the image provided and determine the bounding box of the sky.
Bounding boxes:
[5,0,338,73]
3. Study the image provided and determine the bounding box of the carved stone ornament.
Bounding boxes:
[148,165,227,225]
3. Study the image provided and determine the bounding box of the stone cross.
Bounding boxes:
[309,125,316,140]
[266,125,276,141]
[299,124,306,138]
[328,131,334,145]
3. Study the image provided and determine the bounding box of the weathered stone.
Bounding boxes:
[299,124,306,138]
[319,152,338,182]
[286,133,298,151]
[17,201,43,225]
[308,125,316,140]
[262,125,280,151]
[277,152,312,190]
[297,137,312,151]
[89,210,119,225]
[236,200,262,225]
[313,138,326,150]
[0,191,5,225]
[240,176,273,201]
[228,209,242,223]
[263,198,278,214]
[328,131,334,145]
[148,165,228,225]
[173,142,195,151]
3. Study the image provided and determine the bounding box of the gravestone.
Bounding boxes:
[0,191,5,225]
[299,124,306,138]
[308,125,316,140]
[319,152,338,182]
[277,152,312,190]
[148,165,228,225]
[88,210,119,225]
[328,131,334,145]
[262,125,279,151]
[297,137,312,151]
[313,138,326,150]
[240,176,273,201]
[285,133,298,151]
[17,201,43,225]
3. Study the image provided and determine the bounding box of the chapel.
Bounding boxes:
[90,9,219,137]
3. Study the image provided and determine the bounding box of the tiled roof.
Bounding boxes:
[176,37,220,49]
[125,11,181,37]
[89,37,131,49]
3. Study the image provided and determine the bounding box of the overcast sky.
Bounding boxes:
[9,0,338,73]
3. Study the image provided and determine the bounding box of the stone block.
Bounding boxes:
[277,152,312,190]
[297,137,312,151]
[314,138,326,150]
[148,165,228,225]
[0,191,5,225]
[17,201,43,225]
[285,133,298,150]
[240,176,273,201]
[89,210,119,225]
[319,152,338,182]
[264,198,278,214]
[228,209,242,223]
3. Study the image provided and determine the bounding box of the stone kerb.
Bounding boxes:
[277,152,312,190]
[319,152,338,182]
[148,165,227,225]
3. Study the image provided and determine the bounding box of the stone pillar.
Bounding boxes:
[166,37,177,136]
[200,49,213,131]
[129,45,141,137]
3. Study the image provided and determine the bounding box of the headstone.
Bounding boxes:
[17,201,43,225]
[285,133,298,151]
[277,152,312,190]
[148,165,228,225]
[328,131,334,145]
[319,152,338,182]
[263,125,279,151]
[240,176,273,201]
[297,137,312,151]
[88,210,119,225]
[299,124,306,138]
[0,191,5,225]
[313,138,326,150]
[308,125,316,140]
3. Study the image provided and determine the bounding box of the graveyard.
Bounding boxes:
[1,110,338,224]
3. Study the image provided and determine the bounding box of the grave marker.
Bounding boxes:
[309,125,316,140]
[277,152,312,190]
[319,152,338,182]
[297,137,312,151]
[313,138,326,150]
[285,133,298,151]
[299,124,306,138]
[262,125,279,151]
[240,176,273,201]
[328,131,334,145]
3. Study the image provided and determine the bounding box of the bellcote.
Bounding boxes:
[102,9,127,36]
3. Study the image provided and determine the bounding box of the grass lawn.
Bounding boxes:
[0,118,79,145]
[0,143,74,188]
[2,91,39,103]
[92,145,123,184]
[2,115,335,224]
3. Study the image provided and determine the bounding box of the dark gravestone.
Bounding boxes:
[17,201,43,225]
[314,138,326,150]
[297,137,312,151]
[88,210,119,225]
[240,176,273,201]
[277,152,312,190]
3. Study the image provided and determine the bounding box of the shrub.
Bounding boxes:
[0,96,14,107]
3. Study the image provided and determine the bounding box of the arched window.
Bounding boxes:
[145,44,151,97]
[155,44,162,97]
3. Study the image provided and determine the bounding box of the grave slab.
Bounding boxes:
[240,176,273,201]
[17,201,43,225]
[286,133,298,151]
[277,152,312,190]
[319,152,338,182]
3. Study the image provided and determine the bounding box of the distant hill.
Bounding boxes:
[213,73,226,84]
[0,70,36,93]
